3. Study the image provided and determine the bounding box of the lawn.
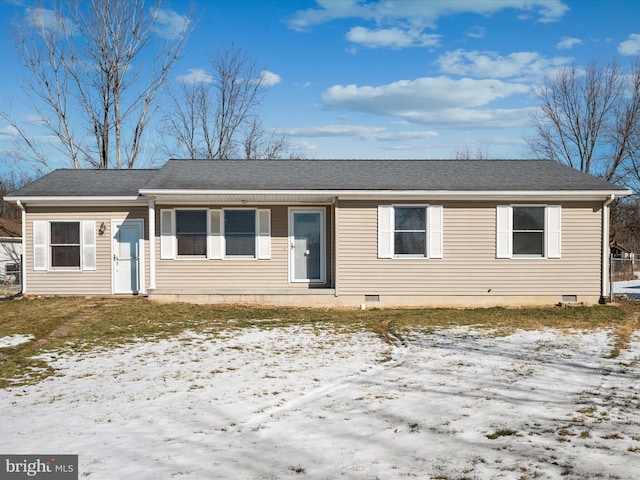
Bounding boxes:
[1,297,640,479]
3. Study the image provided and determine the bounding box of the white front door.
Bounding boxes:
[113,219,143,294]
[289,208,325,283]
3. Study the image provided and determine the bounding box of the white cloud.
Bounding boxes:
[321,76,532,129]
[0,125,20,139]
[466,26,485,39]
[24,7,76,35]
[260,70,282,87]
[346,26,440,48]
[436,49,573,80]
[23,114,48,126]
[556,36,582,50]
[177,69,214,84]
[286,0,568,32]
[619,33,640,55]
[153,8,189,40]
[323,77,529,110]
[284,124,438,141]
[401,107,534,128]
[291,139,318,151]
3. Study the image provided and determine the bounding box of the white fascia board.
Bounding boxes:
[342,190,633,201]
[4,195,146,205]
[140,189,632,201]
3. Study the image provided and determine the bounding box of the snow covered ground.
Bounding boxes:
[613,278,640,299]
[1,324,640,479]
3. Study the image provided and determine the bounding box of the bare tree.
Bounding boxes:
[163,43,287,159]
[527,58,640,189]
[242,119,288,160]
[5,0,191,171]
[453,145,491,160]
[0,172,29,220]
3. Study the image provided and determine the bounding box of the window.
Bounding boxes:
[378,205,443,259]
[512,206,545,256]
[32,220,96,271]
[176,210,207,256]
[5,263,19,275]
[160,208,271,260]
[49,222,80,269]
[496,205,561,259]
[50,222,81,268]
[224,210,256,257]
[394,207,427,256]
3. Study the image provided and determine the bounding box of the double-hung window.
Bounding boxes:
[394,207,427,255]
[32,220,96,271]
[160,208,270,260]
[496,204,561,259]
[224,210,256,257]
[378,205,443,259]
[176,210,207,257]
[50,222,81,268]
[512,206,545,256]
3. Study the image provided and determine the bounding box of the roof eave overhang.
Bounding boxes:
[4,195,147,206]
[140,189,633,204]
[6,189,632,206]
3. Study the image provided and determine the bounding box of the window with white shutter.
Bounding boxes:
[161,208,272,260]
[33,220,97,270]
[496,205,561,259]
[377,205,444,259]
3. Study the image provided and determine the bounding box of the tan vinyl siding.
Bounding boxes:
[336,200,603,297]
[153,205,333,290]
[25,206,148,295]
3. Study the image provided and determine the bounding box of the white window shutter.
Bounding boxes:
[546,205,562,258]
[208,209,223,259]
[82,220,96,270]
[496,205,512,258]
[257,209,271,260]
[160,209,175,259]
[378,205,393,259]
[428,205,443,259]
[33,220,47,270]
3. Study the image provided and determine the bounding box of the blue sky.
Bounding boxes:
[1,0,640,173]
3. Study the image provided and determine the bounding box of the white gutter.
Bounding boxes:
[16,200,26,295]
[4,195,145,203]
[602,194,616,303]
[140,189,632,199]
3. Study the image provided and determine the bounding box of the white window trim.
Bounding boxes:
[174,208,209,260]
[496,204,561,259]
[289,207,326,283]
[378,204,443,259]
[221,208,258,260]
[33,220,96,271]
[160,208,271,261]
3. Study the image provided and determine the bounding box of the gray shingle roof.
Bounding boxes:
[7,160,629,198]
[8,169,158,197]
[142,159,628,192]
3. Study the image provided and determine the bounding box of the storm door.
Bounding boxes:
[289,209,325,283]
[112,219,143,294]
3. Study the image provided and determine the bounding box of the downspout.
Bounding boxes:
[332,197,338,298]
[148,199,156,291]
[17,200,26,296]
[601,194,615,304]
